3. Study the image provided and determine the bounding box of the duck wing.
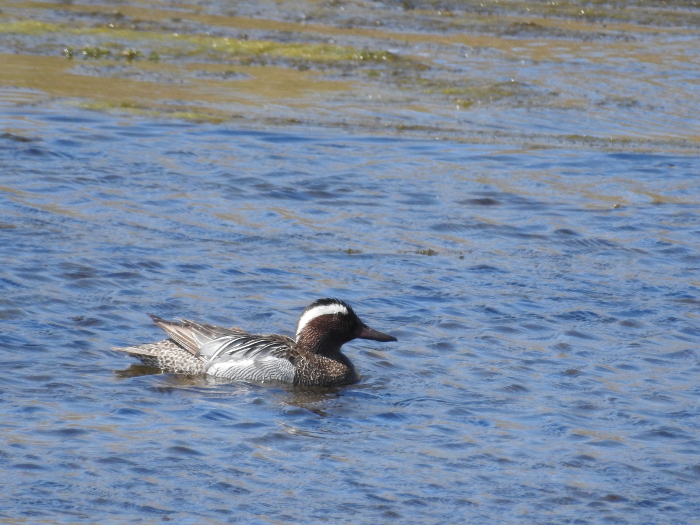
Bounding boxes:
[148,315,297,383]
[148,314,241,356]
[200,331,296,383]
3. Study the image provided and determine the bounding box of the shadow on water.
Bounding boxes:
[114,363,167,379]
[115,363,344,416]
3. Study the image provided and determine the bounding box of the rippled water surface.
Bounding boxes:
[2,103,700,524]
[2,0,700,518]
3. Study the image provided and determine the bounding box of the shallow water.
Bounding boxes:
[2,0,700,149]
[1,103,700,524]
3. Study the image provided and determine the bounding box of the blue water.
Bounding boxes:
[1,106,700,524]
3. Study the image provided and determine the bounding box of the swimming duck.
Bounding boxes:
[113,298,397,387]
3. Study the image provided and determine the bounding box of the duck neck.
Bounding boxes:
[295,332,345,358]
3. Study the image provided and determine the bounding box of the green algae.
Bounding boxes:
[79,46,112,59]
[0,20,59,35]
[0,19,404,65]
[449,83,525,107]
[62,45,146,60]
[78,100,226,123]
[2,1,698,152]
[184,34,397,62]
[423,79,558,108]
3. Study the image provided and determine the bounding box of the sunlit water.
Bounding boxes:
[1,105,700,524]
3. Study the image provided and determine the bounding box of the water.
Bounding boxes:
[1,1,700,521]
[1,103,699,524]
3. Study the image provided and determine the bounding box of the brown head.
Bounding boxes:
[294,298,397,356]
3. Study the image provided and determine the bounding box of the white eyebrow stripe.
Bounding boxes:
[296,303,349,339]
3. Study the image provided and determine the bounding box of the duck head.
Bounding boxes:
[295,298,397,355]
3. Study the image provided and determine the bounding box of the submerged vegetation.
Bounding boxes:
[394,0,700,27]
[433,80,558,108]
[0,0,698,150]
[0,20,406,65]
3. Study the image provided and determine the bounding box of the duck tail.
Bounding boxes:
[112,340,205,374]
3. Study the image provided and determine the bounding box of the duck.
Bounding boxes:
[112,298,397,387]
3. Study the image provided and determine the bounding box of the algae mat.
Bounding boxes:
[1,0,699,149]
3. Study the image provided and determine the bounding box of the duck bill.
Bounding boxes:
[357,324,397,342]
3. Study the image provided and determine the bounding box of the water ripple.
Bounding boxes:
[0,107,699,524]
